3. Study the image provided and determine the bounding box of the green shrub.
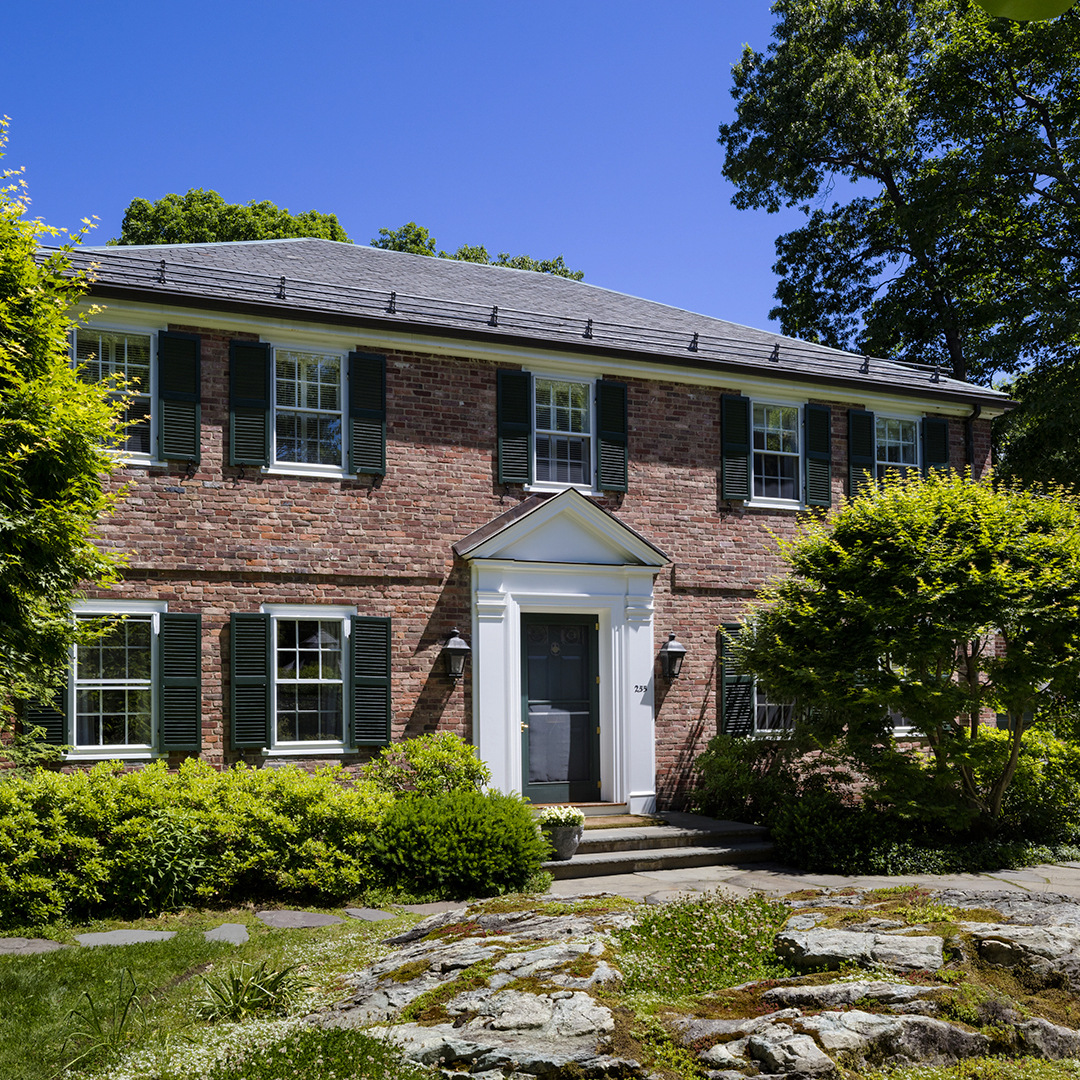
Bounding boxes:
[360,731,491,797]
[686,734,800,824]
[0,760,393,926]
[370,790,548,898]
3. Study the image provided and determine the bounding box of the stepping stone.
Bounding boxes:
[344,907,397,922]
[0,937,66,955]
[204,923,249,945]
[75,929,177,947]
[399,901,466,915]
[256,910,342,929]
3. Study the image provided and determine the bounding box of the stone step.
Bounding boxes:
[543,839,776,879]
[577,823,765,854]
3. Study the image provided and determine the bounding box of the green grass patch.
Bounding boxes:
[862,1057,1080,1080]
[614,891,792,1003]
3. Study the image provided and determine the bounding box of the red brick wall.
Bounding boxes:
[79,317,994,804]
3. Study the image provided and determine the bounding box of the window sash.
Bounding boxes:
[752,403,800,501]
[272,617,345,744]
[754,686,795,734]
[273,349,344,467]
[875,417,918,477]
[73,615,153,748]
[533,378,594,486]
[74,329,153,457]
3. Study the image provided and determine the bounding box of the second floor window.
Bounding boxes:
[274,349,344,467]
[753,403,800,501]
[534,378,592,485]
[876,416,919,478]
[74,329,153,457]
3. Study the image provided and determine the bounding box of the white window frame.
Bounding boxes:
[526,373,599,494]
[746,398,804,509]
[752,684,796,736]
[72,324,165,468]
[261,603,356,756]
[67,599,169,760]
[266,344,349,479]
[875,413,921,479]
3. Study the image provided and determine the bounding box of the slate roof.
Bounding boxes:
[54,238,1008,408]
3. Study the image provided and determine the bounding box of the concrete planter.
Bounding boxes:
[544,824,584,860]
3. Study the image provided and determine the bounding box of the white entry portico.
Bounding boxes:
[454,489,669,815]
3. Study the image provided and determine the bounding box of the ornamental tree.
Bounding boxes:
[0,117,126,708]
[734,472,1080,831]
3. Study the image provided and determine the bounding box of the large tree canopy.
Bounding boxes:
[371,222,584,280]
[0,118,126,707]
[719,1,1080,387]
[735,472,1080,830]
[112,189,351,245]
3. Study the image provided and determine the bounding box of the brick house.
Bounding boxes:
[31,239,1009,811]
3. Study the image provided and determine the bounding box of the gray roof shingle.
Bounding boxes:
[56,238,1008,407]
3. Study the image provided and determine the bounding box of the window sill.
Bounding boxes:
[260,465,357,481]
[262,745,352,757]
[746,498,804,512]
[66,749,162,762]
[525,482,601,497]
[113,457,170,470]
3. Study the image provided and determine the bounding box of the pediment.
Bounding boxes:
[454,489,668,566]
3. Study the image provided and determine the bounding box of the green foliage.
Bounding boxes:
[687,733,802,823]
[359,730,490,797]
[157,1025,433,1080]
[719,2,1080,387]
[370,790,548,899]
[615,891,791,998]
[371,220,585,278]
[112,188,351,245]
[61,966,145,1071]
[194,961,309,1022]
[0,760,393,926]
[735,472,1080,830]
[0,116,126,710]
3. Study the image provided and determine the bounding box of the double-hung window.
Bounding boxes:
[719,623,796,737]
[848,411,950,498]
[26,601,202,758]
[496,369,628,493]
[73,326,202,467]
[875,417,919,479]
[230,607,392,753]
[229,342,386,477]
[721,395,832,507]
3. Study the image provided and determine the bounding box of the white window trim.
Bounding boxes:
[66,599,169,760]
[72,324,167,469]
[261,603,356,754]
[270,343,349,479]
[747,398,804,510]
[874,412,923,477]
[524,372,601,496]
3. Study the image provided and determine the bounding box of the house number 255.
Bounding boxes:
[634,684,649,693]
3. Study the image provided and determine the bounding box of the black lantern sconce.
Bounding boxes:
[658,631,687,680]
[442,628,471,680]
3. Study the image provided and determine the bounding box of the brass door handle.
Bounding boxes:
[521,722,528,732]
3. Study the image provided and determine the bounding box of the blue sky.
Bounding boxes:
[3,1,808,332]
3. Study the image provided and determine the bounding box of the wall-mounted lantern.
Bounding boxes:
[658,631,687,680]
[442,628,471,680]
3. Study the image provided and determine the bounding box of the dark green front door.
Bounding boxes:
[521,614,600,803]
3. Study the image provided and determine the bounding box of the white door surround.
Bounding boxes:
[455,490,668,815]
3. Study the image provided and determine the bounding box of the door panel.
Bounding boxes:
[521,615,599,803]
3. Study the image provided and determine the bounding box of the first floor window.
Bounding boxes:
[753,403,800,501]
[274,617,345,742]
[74,614,153,748]
[74,328,153,456]
[275,348,344,467]
[876,416,918,478]
[534,378,592,485]
[754,687,795,734]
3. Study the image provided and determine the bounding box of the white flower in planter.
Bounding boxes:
[536,805,585,827]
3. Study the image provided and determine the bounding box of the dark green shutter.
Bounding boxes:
[721,395,751,500]
[923,416,950,473]
[597,380,628,492]
[804,404,832,508]
[229,341,271,466]
[348,351,387,475]
[25,692,67,746]
[848,409,876,499]
[157,332,201,463]
[230,613,271,749]
[351,616,391,746]
[497,369,532,485]
[719,624,754,736]
[159,613,201,752]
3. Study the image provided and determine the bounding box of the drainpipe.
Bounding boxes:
[965,403,982,476]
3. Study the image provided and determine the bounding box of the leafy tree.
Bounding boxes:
[112,188,351,246]
[718,2,1080,386]
[733,472,1080,832]
[371,221,584,279]
[978,0,1077,17]
[0,117,126,713]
